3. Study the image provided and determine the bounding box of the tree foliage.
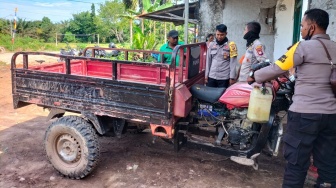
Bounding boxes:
[40,17,55,42]
[98,0,129,43]
[132,26,157,50]
[0,0,192,50]
[63,31,76,43]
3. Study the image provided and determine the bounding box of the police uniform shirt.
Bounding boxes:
[205,41,238,80]
[238,39,267,82]
[255,34,336,114]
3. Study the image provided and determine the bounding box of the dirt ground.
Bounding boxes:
[0,52,59,66]
[0,52,304,188]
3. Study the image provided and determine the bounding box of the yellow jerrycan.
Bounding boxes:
[247,85,273,123]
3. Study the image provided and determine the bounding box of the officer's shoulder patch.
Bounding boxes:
[255,45,264,56]
[229,41,238,58]
[210,43,217,49]
[275,42,300,71]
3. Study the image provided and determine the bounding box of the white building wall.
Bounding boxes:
[273,0,295,60]
[198,0,226,37]
[310,0,336,40]
[302,0,310,18]
[221,0,277,61]
[198,0,335,62]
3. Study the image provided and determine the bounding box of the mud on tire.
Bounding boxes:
[44,115,100,179]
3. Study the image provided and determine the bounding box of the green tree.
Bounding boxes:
[122,0,139,10]
[91,3,96,18]
[118,10,138,46]
[27,20,42,39]
[132,26,158,50]
[40,17,55,42]
[90,3,97,39]
[63,31,75,43]
[15,18,29,37]
[118,0,173,46]
[97,0,129,43]
[67,11,94,42]
[122,0,173,10]
[0,19,11,35]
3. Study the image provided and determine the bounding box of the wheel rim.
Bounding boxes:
[56,134,81,164]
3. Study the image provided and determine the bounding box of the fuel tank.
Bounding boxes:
[218,82,253,110]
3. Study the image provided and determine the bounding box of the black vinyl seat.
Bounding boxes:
[190,84,226,103]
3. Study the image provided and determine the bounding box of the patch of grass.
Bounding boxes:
[0,35,94,52]
[0,61,7,66]
[0,34,144,53]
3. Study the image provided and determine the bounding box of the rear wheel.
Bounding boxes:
[44,115,100,179]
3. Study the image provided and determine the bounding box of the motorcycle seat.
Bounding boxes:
[190,84,226,103]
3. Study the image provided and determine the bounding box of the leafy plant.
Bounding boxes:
[63,32,76,43]
[132,26,157,50]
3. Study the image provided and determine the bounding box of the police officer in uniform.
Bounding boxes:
[205,24,238,88]
[248,9,336,188]
[237,21,267,82]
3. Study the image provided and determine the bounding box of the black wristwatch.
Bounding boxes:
[249,71,255,79]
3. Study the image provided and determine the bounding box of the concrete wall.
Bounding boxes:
[223,0,277,61]
[198,0,225,37]
[310,0,336,40]
[199,0,278,61]
[273,0,295,60]
[198,0,336,61]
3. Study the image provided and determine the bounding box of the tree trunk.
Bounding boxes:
[119,30,124,43]
[141,19,144,33]
[149,21,152,34]
[130,19,133,46]
[111,28,121,43]
[164,22,166,43]
[116,28,121,43]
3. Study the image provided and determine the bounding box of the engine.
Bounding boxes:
[196,102,257,149]
[225,109,256,148]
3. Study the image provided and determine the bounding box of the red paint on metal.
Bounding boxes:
[54,101,61,106]
[150,124,173,138]
[12,43,208,138]
[87,61,112,78]
[29,62,65,73]
[219,82,253,110]
[116,63,187,85]
[173,84,192,117]
[28,98,41,103]
[178,49,185,82]
[29,61,86,75]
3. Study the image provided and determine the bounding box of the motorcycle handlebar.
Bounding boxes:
[248,80,255,85]
[250,61,271,71]
[248,60,271,85]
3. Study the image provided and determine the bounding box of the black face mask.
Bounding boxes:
[216,37,228,45]
[304,26,313,40]
[243,31,260,47]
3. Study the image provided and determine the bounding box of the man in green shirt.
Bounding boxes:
[158,30,184,66]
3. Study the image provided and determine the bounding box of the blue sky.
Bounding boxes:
[0,0,107,23]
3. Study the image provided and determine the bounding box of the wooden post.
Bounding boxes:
[184,0,189,44]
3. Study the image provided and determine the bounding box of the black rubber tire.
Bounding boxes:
[44,115,100,179]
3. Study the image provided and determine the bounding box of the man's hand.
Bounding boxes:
[247,76,255,85]
[205,77,208,84]
[229,78,236,85]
